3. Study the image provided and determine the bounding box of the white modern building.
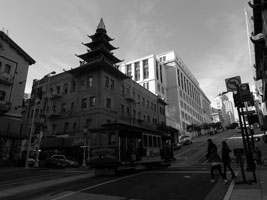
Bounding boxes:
[211,94,235,127]
[120,50,212,142]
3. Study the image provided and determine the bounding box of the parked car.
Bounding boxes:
[179,136,193,146]
[173,143,182,151]
[50,155,79,168]
[46,156,68,168]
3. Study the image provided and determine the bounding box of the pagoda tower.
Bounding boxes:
[77,18,122,67]
[69,18,126,79]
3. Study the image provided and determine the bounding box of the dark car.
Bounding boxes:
[46,156,68,168]
[50,155,79,168]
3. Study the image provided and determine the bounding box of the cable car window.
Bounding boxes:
[148,135,152,147]
[157,137,161,147]
[91,133,98,146]
[100,132,108,146]
[153,136,157,147]
[143,135,148,147]
[109,132,116,145]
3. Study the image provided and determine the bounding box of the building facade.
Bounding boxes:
[0,31,35,162]
[120,51,212,141]
[248,0,267,129]
[23,19,167,162]
[211,94,235,127]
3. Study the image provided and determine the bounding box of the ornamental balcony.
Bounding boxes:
[0,100,12,113]
[50,92,62,99]
[0,73,13,86]
[49,111,60,118]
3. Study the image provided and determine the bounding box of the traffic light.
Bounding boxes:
[233,92,243,107]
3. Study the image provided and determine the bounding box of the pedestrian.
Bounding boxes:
[221,141,236,181]
[254,147,262,165]
[206,139,225,183]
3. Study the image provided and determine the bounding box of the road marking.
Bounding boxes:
[51,172,146,200]
[144,171,210,174]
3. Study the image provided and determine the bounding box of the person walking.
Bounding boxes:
[254,147,262,165]
[206,139,225,183]
[221,141,236,182]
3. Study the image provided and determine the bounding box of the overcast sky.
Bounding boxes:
[0,0,254,103]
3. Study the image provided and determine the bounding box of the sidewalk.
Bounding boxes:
[225,127,267,200]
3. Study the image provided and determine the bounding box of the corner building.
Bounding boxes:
[0,31,35,163]
[120,51,212,142]
[25,19,167,161]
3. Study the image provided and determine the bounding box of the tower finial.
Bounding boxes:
[97,18,106,31]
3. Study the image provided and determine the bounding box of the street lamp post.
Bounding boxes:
[25,71,56,169]
[82,127,87,167]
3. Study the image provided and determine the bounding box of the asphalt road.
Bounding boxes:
[0,129,240,200]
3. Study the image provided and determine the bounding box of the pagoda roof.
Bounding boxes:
[66,59,128,80]
[88,18,114,41]
[76,46,122,64]
[82,39,117,51]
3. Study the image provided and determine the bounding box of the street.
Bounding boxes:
[0,129,242,200]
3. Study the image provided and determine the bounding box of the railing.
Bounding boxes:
[0,73,13,85]
[0,101,12,112]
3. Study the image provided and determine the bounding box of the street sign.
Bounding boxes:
[240,83,251,103]
[225,76,241,92]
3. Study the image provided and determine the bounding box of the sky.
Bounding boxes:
[0,0,254,104]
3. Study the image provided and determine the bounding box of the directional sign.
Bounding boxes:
[240,83,251,102]
[225,76,241,92]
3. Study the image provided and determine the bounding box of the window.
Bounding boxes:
[0,91,6,101]
[121,104,125,115]
[82,98,87,109]
[52,124,57,134]
[177,69,180,86]
[104,76,109,88]
[63,83,68,94]
[160,65,163,83]
[134,62,140,81]
[52,105,56,113]
[73,122,77,130]
[157,83,160,92]
[71,80,76,92]
[87,76,92,88]
[142,97,145,106]
[156,61,159,80]
[70,102,74,110]
[0,61,2,69]
[148,135,152,147]
[61,103,66,112]
[110,79,114,90]
[143,59,149,79]
[89,96,95,107]
[81,79,85,87]
[4,64,11,74]
[126,64,132,77]
[64,122,69,133]
[121,85,125,96]
[143,135,148,147]
[161,86,165,94]
[106,98,111,109]
[86,118,91,127]
[147,100,149,108]
[109,132,116,145]
[56,86,61,94]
